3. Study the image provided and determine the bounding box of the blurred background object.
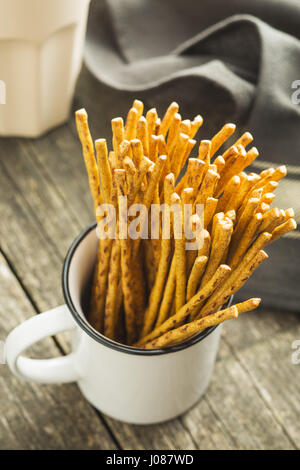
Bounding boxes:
[85,0,300,311]
[0,0,91,137]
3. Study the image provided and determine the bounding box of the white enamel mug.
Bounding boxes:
[0,0,90,137]
[6,224,230,425]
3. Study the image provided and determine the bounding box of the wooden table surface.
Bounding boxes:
[0,66,299,450]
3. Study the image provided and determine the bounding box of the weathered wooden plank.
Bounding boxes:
[0,253,116,450]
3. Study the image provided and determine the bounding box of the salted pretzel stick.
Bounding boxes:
[95,139,112,203]
[125,107,139,140]
[198,140,211,162]
[104,240,121,340]
[244,146,259,167]
[141,175,174,337]
[210,123,236,157]
[159,101,179,137]
[136,264,231,347]
[283,208,295,221]
[137,116,149,157]
[156,256,176,327]
[133,99,144,118]
[214,156,226,174]
[203,198,218,229]
[176,158,205,194]
[228,212,263,269]
[230,197,260,252]
[180,138,197,170]
[149,135,159,162]
[171,133,189,178]
[180,119,191,137]
[233,131,253,149]
[172,193,187,312]
[216,175,240,213]
[144,305,238,349]
[167,112,181,152]
[186,256,208,301]
[133,155,167,256]
[269,218,297,243]
[261,192,276,205]
[111,118,125,155]
[114,169,138,344]
[75,109,102,211]
[146,108,158,142]
[195,169,220,205]
[198,238,270,318]
[190,115,203,138]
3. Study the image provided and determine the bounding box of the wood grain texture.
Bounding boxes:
[0,253,116,450]
[0,65,299,450]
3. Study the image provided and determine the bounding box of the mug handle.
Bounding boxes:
[5,305,81,384]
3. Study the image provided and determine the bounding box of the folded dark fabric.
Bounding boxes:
[85,0,300,311]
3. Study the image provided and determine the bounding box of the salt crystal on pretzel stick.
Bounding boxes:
[186,256,208,301]
[135,264,231,347]
[137,116,149,157]
[140,175,175,337]
[159,101,179,137]
[75,109,103,211]
[95,139,112,204]
[144,305,239,349]
[210,123,236,157]
[269,218,297,243]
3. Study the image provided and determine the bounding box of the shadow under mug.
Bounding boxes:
[6,223,232,425]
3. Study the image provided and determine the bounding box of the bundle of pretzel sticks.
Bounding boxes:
[75,100,297,349]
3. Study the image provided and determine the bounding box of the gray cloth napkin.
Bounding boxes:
[85,0,300,311]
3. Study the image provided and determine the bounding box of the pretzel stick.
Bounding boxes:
[167,112,181,152]
[159,101,179,137]
[198,239,270,319]
[95,139,112,203]
[111,118,125,155]
[141,175,174,336]
[172,193,187,312]
[190,115,203,138]
[104,240,121,340]
[233,131,253,149]
[216,175,241,213]
[133,99,144,118]
[125,107,139,140]
[146,108,158,142]
[210,123,236,157]
[155,255,176,327]
[171,133,189,179]
[149,134,159,162]
[135,264,231,347]
[228,212,263,269]
[75,109,102,210]
[144,305,238,349]
[186,256,208,301]
[137,116,149,157]
[269,218,297,243]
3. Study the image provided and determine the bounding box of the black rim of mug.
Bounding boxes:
[62,222,233,356]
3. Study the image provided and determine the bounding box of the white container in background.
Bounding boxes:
[0,0,90,137]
